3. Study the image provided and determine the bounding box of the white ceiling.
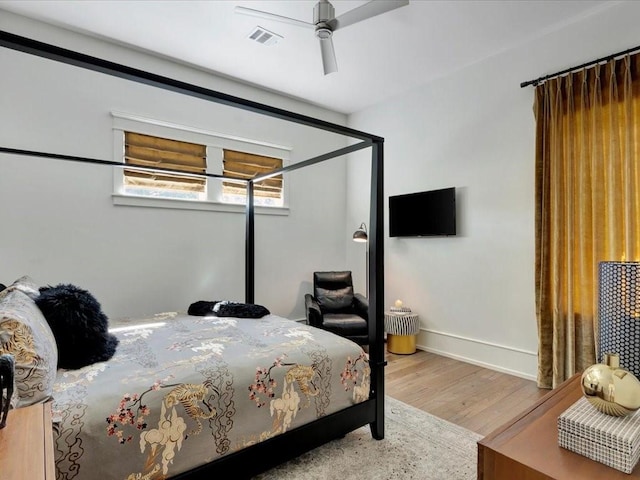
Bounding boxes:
[0,0,615,114]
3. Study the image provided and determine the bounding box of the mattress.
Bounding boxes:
[51,312,369,480]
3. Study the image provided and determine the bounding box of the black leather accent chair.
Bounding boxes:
[304,271,368,345]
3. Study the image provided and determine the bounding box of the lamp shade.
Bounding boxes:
[353,223,368,243]
[598,261,640,378]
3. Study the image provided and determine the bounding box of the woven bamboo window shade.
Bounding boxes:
[124,132,207,193]
[223,149,283,199]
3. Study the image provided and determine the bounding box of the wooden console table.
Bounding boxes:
[478,373,640,479]
[0,402,55,480]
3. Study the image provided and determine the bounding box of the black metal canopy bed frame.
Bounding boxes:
[0,30,385,479]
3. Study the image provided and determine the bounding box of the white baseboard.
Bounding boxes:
[293,319,537,381]
[416,328,538,382]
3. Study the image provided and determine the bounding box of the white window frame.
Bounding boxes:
[111,111,291,215]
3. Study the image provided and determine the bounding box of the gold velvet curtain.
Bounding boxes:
[534,53,640,389]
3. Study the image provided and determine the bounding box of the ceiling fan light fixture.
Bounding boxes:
[315,27,332,40]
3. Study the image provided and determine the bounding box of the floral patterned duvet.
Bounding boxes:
[51,312,370,480]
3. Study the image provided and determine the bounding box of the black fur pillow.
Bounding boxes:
[35,284,118,370]
[187,300,270,318]
[216,302,270,318]
[187,300,222,316]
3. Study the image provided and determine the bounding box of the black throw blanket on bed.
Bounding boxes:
[188,300,270,318]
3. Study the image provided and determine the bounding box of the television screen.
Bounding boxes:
[389,187,456,237]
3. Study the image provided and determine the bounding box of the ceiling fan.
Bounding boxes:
[235,0,410,75]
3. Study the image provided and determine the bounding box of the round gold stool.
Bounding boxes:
[384,311,419,354]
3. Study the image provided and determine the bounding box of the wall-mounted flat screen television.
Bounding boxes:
[389,187,456,237]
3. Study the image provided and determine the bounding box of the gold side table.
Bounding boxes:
[384,311,420,354]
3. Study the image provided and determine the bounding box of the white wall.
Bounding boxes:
[0,12,352,320]
[346,1,640,380]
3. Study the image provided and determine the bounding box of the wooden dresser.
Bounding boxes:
[478,373,640,479]
[0,402,55,480]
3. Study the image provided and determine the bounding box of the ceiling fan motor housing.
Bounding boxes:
[314,0,335,25]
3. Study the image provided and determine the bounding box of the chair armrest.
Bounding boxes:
[353,293,369,320]
[305,294,323,327]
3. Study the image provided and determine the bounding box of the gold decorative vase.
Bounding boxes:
[581,353,640,417]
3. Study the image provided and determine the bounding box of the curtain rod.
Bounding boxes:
[520,43,640,88]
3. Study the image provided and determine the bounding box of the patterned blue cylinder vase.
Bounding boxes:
[598,261,640,379]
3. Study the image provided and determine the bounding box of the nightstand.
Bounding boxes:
[0,402,55,479]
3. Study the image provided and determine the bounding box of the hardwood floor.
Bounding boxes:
[385,349,549,437]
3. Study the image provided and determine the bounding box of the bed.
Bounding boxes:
[0,29,385,479]
[53,311,370,480]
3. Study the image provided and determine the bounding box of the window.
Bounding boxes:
[123,132,207,200]
[111,111,291,214]
[222,149,283,206]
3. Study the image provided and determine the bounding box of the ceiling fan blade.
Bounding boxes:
[319,36,338,75]
[329,0,409,31]
[234,6,315,29]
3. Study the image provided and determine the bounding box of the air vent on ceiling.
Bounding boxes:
[247,26,283,46]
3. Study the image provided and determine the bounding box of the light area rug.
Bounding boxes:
[255,396,483,480]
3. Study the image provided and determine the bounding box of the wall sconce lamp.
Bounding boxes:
[352,222,368,297]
